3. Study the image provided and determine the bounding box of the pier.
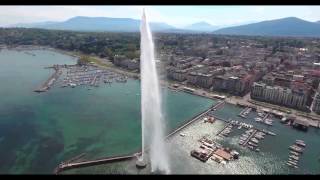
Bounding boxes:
[216,122,232,136]
[262,113,270,122]
[166,102,218,139]
[34,66,62,93]
[54,101,220,174]
[241,129,258,146]
[238,107,252,118]
[54,153,136,174]
[211,101,225,111]
[64,153,86,164]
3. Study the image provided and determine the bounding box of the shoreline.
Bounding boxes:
[4,45,320,128]
[2,45,319,174]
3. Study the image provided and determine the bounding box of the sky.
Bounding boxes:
[0,6,319,28]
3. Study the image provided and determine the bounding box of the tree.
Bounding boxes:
[77,55,91,66]
[104,48,113,58]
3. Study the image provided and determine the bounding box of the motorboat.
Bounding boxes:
[248,141,258,147]
[289,145,303,153]
[251,138,259,143]
[288,160,298,166]
[255,117,263,122]
[295,140,306,147]
[257,112,266,117]
[290,151,300,156]
[289,155,299,161]
[286,162,298,168]
[264,120,273,126]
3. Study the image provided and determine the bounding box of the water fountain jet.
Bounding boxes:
[136,8,170,174]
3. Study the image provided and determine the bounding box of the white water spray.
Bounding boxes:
[140,9,170,174]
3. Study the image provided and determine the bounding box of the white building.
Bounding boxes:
[251,82,309,110]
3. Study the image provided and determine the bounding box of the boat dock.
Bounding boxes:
[34,66,62,93]
[216,122,232,136]
[286,140,306,169]
[238,107,252,118]
[259,113,273,126]
[241,129,258,146]
[262,113,270,121]
[211,101,225,111]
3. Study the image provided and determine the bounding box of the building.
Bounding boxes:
[168,69,188,82]
[312,93,320,114]
[312,83,320,111]
[212,74,251,96]
[113,55,139,70]
[213,149,233,161]
[251,82,311,111]
[187,72,214,89]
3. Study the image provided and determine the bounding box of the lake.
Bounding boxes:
[0,49,214,174]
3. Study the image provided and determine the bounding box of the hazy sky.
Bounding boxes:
[0,6,319,28]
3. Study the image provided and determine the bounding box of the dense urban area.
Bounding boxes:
[1,28,320,115]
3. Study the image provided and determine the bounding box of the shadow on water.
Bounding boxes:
[0,105,37,173]
[0,104,66,174]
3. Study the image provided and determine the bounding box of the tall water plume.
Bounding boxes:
[140,9,170,174]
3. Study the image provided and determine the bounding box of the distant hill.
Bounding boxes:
[214,17,320,37]
[13,21,57,28]
[10,16,176,32]
[9,16,320,37]
[184,22,219,32]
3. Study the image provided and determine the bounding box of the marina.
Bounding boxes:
[285,140,307,169]
[35,64,129,92]
[238,107,253,118]
[254,112,274,126]
[61,65,128,88]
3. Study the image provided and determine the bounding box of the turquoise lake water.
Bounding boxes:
[2,49,319,174]
[0,49,214,174]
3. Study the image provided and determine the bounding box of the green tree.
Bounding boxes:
[77,55,91,65]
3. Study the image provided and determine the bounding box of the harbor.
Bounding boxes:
[61,65,128,88]
[34,64,128,92]
[163,99,320,174]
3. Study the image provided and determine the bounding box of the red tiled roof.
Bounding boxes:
[214,149,232,161]
[290,81,311,92]
[310,70,320,77]
[241,74,253,82]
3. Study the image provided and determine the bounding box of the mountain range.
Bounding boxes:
[214,17,320,37]
[9,16,320,37]
[11,16,176,32]
[184,22,219,32]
